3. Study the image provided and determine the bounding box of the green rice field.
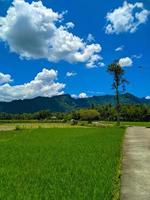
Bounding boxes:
[0,128,124,200]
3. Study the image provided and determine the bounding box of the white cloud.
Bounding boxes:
[145,96,150,100]
[119,57,133,67]
[71,94,78,99]
[0,0,102,67]
[132,54,142,59]
[0,72,12,85]
[0,68,65,102]
[65,22,75,29]
[105,1,150,34]
[86,52,102,68]
[87,34,95,42]
[79,92,88,98]
[98,62,105,67]
[66,71,77,77]
[71,92,88,99]
[115,45,124,52]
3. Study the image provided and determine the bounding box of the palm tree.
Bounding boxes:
[108,60,128,126]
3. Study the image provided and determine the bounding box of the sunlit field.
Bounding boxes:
[100,121,150,127]
[0,128,124,200]
[0,120,149,132]
[0,122,82,131]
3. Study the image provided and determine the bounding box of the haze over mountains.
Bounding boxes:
[0,93,149,114]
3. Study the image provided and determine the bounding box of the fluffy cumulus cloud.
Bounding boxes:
[145,96,150,100]
[0,0,102,68]
[105,1,150,34]
[71,92,88,99]
[66,71,77,77]
[0,72,12,85]
[0,68,65,102]
[79,92,88,98]
[119,57,133,67]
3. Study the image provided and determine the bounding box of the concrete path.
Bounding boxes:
[120,127,150,200]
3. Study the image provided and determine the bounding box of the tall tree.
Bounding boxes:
[108,60,128,126]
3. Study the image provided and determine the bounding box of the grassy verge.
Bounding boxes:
[0,128,124,200]
[100,121,150,127]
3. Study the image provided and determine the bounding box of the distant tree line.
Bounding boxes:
[0,110,64,121]
[0,104,150,122]
[96,104,150,121]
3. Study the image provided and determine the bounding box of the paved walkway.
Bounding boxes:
[120,127,150,200]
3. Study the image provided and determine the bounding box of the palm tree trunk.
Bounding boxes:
[116,87,120,126]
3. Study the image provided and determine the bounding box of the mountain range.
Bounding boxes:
[0,93,149,114]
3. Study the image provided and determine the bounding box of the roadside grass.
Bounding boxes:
[120,121,150,127]
[0,128,124,200]
[101,121,150,127]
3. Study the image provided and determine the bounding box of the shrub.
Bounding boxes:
[15,126,22,131]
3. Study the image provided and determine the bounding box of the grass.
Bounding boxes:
[0,122,84,131]
[100,121,150,127]
[0,120,149,132]
[0,127,124,200]
[119,121,150,127]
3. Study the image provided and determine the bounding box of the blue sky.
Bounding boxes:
[0,0,150,101]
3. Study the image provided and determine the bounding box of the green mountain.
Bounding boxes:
[0,93,149,114]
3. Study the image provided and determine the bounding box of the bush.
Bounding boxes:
[15,126,22,131]
[78,109,99,122]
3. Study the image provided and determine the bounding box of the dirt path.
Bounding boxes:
[120,127,150,200]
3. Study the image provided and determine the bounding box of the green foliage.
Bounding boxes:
[71,104,150,122]
[0,104,150,122]
[108,60,128,126]
[73,109,100,122]
[107,61,129,95]
[0,128,124,200]
[97,104,150,121]
[15,125,22,131]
